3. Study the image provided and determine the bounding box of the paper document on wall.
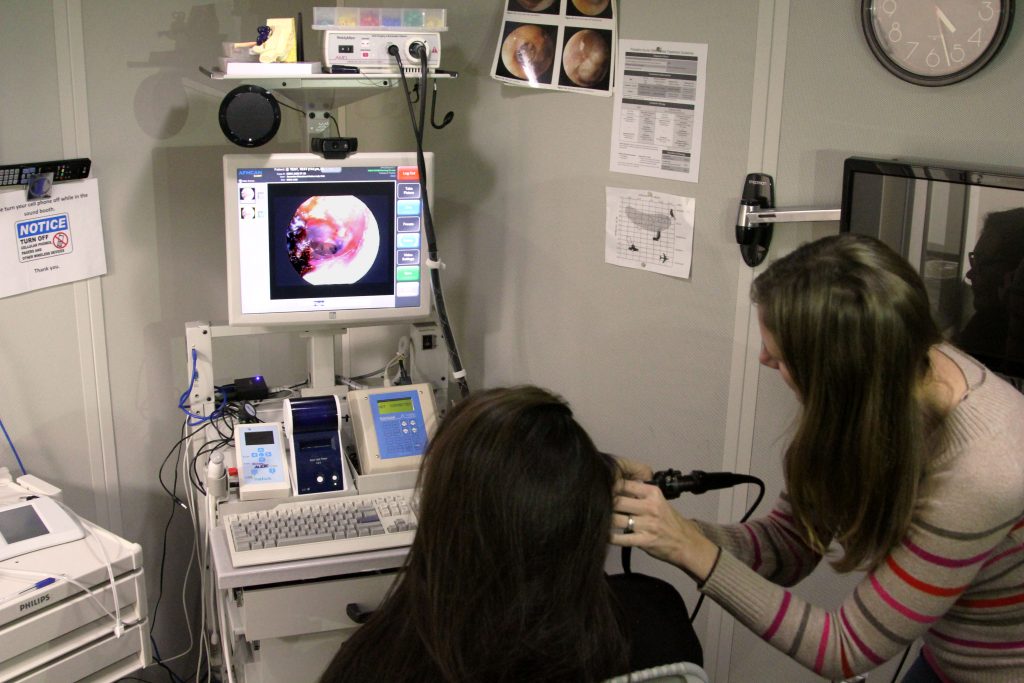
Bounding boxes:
[490,0,617,96]
[610,40,707,182]
[0,178,107,299]
[605,187,694,279]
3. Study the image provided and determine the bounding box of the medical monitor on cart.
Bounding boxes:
[225,152,432,327]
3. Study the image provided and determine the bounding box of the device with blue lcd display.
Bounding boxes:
[348,383,438,475]
[234,423,291,501]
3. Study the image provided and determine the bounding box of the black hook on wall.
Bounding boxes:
[734,173,841,267]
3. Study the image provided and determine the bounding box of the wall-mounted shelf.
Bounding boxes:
[202,68,456,110]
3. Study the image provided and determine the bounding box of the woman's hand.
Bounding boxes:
[615,456,654,482]
[611,479,720,583]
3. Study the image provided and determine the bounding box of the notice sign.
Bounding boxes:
[0,178,106,299]
[18,213,73,261]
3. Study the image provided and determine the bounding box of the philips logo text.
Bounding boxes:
[19,594,51,611]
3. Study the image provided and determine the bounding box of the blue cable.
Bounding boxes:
[177,348,227,426]
[0,416,27,476]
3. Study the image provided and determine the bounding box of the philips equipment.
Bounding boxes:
[0,497,84,562]
[348,383,438,475]
[284,395,351,497]
[235,423,291,501]
[224,152,433,327]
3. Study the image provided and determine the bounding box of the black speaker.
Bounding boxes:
[218,85,281,147]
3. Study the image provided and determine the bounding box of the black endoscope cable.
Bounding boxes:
[620,468,766,623]
[389,45,469,400]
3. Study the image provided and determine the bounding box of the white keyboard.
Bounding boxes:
[222,489,418,568]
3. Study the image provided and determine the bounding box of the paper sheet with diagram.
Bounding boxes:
[490,0,617,96]
[605,187,694,279]
[0,178,107,299]
[610,39,707,182]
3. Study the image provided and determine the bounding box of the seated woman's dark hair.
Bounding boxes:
[320,385,629,683]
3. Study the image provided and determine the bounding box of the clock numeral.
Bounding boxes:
[863,0,1008,85]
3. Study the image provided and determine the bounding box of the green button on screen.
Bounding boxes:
[396,266,420,282]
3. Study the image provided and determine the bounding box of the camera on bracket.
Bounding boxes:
[312,136,358,159]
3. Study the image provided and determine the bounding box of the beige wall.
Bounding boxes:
[1,1,1021,681]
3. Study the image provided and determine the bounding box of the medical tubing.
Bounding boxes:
[0,416,27,475]
[392,46,471,399]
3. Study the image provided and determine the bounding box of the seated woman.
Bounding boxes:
[320,385,701,682]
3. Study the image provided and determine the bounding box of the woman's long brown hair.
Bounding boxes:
[321,386,629,682]
[752,234,943,572]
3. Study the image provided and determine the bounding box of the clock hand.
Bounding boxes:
[935,9,952,66]
[936,6,957,33]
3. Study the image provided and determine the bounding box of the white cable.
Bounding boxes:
[0,564,118,620]
[53,501,126,639]
[82,520,124,638]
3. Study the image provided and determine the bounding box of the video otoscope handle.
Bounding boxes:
[647,469,752,499]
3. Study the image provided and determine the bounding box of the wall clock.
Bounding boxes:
[862,0,1015,86]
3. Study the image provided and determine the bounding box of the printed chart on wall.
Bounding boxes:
[610,40,707,182]
[605,187,694,279]
[491,0,617,95]
[0,178,106,299]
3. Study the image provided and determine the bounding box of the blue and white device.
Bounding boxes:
[234,423,291,500]
[348,384,438,475]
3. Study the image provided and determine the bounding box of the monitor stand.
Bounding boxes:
[305,329,340,392]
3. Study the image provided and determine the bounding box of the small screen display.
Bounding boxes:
[243,429,276,446]
[0,506,49,544]
[377,397,414,415]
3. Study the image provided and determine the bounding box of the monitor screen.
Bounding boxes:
[225,152,432,327]
[841,157,1024,384]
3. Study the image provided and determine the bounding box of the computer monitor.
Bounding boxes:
[224,152,432,327]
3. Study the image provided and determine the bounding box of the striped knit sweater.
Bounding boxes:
[696,346,1024,681]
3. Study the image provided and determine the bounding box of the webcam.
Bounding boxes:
[312,137,358,159]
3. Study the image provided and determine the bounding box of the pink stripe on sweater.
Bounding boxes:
[929,629,1024,650]
[763,590,791,640]
[770,521,811,584]
[869,574,935,623]
[840,607,884,664]
[770,508,795,524]
[904,538,991,568]
[814,612,830,675]
[743,524,763,572]
[981,541,1024,569]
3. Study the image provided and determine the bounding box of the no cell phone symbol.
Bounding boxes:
[52,233,69,249]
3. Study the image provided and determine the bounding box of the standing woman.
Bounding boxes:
[322,386,701,683]
[613,234,1024,682]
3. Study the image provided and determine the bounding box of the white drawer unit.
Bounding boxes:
[209,521,408,683]
[0,516,149,682]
